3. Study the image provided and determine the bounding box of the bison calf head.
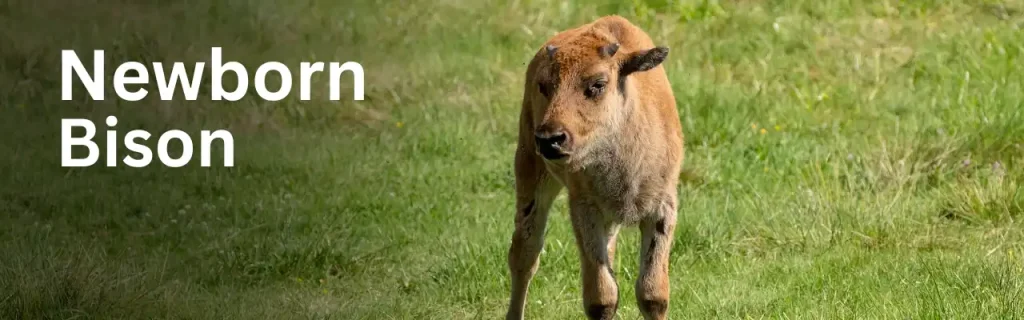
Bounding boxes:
[530,33,668,161]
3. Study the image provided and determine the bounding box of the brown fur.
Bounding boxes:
[506,16,684,320]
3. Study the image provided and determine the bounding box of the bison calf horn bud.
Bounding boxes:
[600,43,619,57]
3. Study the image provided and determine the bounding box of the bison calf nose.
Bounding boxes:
[534,129,570,160]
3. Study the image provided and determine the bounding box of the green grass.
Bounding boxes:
[3,0,1024,318]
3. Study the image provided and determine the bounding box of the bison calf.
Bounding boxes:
[506,15,684,320]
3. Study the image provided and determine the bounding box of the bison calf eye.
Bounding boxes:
[585,81,606,99]
[538,82,552,98]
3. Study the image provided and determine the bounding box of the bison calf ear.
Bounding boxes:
[620,46,669,77]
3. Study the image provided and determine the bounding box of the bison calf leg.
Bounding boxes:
[506,174,561,320]
[636,202,677,320]
[571,201,620,320]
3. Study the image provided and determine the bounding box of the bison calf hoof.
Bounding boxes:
[586,303,618,320]
[639,299,668,318]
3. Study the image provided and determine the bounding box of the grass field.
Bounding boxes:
[3,0,1024,318]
